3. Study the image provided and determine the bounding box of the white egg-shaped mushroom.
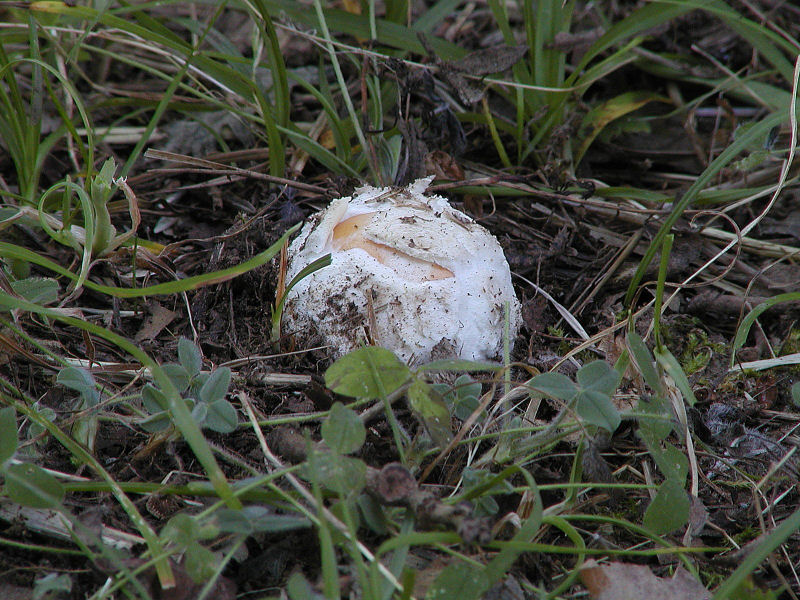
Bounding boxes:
[282,177,521,364]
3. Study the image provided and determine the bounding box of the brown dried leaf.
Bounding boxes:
[440,71,486,105]
[449,44,528,75]
[417,35,527,104]
[757,263,800,292]
[134,302,177,343]
[341,0,361,14]
[483,576,526,600]
[395,118,428,185]
[580,560,710,600]
[367,462,418,504]
[760,210,800,242]
[688,495,709,538]
[424,150,465,181]
[267,426,307,464]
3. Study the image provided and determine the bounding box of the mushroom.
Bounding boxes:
[282,177,521,364]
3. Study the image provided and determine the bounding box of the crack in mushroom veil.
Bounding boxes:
[283,177,521,363]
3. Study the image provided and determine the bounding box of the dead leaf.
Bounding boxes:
[424,150,465,180]
[267,426,308,464]
[95,557,236,600]
[463,194,484,218]
[580,560,711,600]
[367,462,418,505]
[411,556,448,598]
[757,263,800,292]
[134,302,177,343]
[319,127,336,150]
[760,210,800,242]
[158,111,253,158]
[440,45,528,104]
[449,44,528,76]
[395,118,428,185]
[581,436,614,488]
[687,495,709,538]
[439,71,486,105]
[484,576,526,600]
[341,0,361,14]
[418,35,527,105]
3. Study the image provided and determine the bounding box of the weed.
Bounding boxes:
[139,338,237,435]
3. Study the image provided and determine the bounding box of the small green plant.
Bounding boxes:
[431,373,483,422]
[324,347,505,454]
[460,467,514,517]
[35,157,140,293]
[526,359,623,435]
[270,253,332,349]
[0,32,92,206]
[483,358,623,468]
[139,338,237,434]
[156,503,313,593]
[304,401,368,499]
[24,401,56,452]
[86,157,139,256]
[1,275,59,306]
[32,573,73,600]
[0,406,65,509]
[677,330,719,376]
[56,366,102,454]
[628,332,691,535]
[160,512,221,584]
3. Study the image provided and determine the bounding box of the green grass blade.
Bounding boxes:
[652,234,673,350]
[413,0,462,33]
[271,253,332,343]
[0,293,242,513]
[120,4,226,177]
[249,0,289,176]
[2,390,175,589]
[570,2,692,82]
[260,0,464,59]
[731,292,800,366]
[0,222,299,298]
[623,110,784,308]
[312,0,379,183]
[713,505,800,599]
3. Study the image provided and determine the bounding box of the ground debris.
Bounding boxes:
[579,560,711,600]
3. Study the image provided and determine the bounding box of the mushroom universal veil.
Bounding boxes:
[282,177,521,364]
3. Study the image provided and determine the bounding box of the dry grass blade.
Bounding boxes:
[144,149,328,193]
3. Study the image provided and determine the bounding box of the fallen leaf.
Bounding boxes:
[688,495,709,538]
[95,557,236,600]
[448,44,528,76]
[418,35,527,105]
[134,302,177,342]
[424,150,465,180]
[367,462,418,505]
[483,576,526,600]
[760,210,800,242]
[580,560,711,600]
[341,0,361,14]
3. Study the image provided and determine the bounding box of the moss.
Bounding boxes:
[675,328,726,376]
[779,328,800,365]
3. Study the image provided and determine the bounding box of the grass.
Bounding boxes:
[1,1,800,598]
